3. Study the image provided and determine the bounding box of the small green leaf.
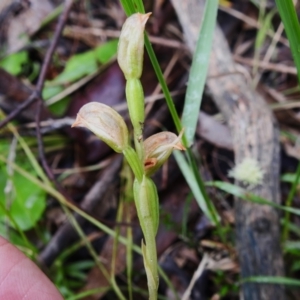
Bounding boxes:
[48,96,71,117]
[0,51,28,75]
[42,84,71,116]
[42,85,64,100]
[53,50,98,84]
[95,39,118,64]
[42,40,119,110]
[255,10,276,50]
[181,0,219,145]
[0,163,46,231]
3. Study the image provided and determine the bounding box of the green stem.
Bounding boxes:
[133,131,144,162]
[125,78,145,160]
[123,146,143,182]
[144,34,182,133]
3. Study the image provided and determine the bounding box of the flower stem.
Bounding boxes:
[123,146,143,182]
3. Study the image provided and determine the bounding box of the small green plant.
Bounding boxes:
[72,13,185,300]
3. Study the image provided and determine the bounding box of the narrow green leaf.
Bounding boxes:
[0,51,28,75]
[255,9,276,50]
[284,240,300,251]
[275,0,300,83]
[181,0,218,145]
[173,151,219,224]
[132,0,145,13]
[207,180,300,217]
[144,35,183,133]
[119,0,135,16]
[283,161,300,240]
[281,172,300,183]
[241,276,300,286]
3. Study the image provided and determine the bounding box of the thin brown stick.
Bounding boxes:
[234,55,297,75]
[0,92,39,129]
[35,0,73,182]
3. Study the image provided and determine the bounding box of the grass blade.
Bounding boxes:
[208,180,300,217]
[275,0,300,83]
[241,276,300,287]
[119,0,135,16]
[282,161,300,241]
[181,0,218,146]
[173,151,219,224]
[144,35,182,133]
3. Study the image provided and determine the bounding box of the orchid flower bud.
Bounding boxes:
[144,130,186,176]
[118,13,151,79]
[72,102,128,153]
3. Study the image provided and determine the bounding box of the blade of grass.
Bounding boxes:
[241,276,300,287]
[282,161,300,241]
[144,34,183,133]
[275,0,300,83]
[173,150,219,225]
[119,0,135,16]
[66,287,110,300]
[132,0,145,13]
[181,0,218,146]
[207,180,300,217]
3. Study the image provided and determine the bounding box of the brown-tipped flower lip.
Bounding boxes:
[174,128,186,151]
[173,143,186,151]
[137,12,152,26]
[71,114,85,128]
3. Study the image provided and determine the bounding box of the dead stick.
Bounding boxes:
[34,0,73,184]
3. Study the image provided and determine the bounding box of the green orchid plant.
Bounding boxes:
[72,13,185,300]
